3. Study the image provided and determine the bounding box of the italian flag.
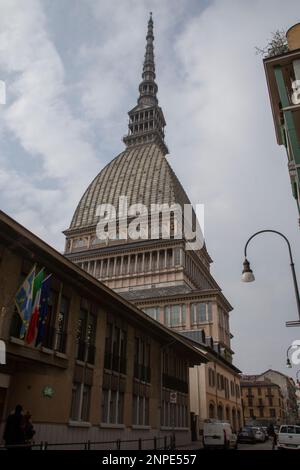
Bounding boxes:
[26,269,45,344]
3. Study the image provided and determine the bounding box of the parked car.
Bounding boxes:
[203,420,238,449]
[261,427,269,440]
[237,427,256,444]
[277,425,300,450]
[252,427,266,442]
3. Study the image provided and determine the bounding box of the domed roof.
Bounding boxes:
[69,143,192,230]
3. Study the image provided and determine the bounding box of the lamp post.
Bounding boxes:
[242,230,300,327]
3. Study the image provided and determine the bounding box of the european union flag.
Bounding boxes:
[35,274,52,347]
[15,266,36,339]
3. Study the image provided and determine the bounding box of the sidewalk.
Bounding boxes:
[176,440,203,450]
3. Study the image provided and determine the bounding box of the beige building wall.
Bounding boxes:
[189,361,242,435]
[241,382,285,426]
[0,213,210,448]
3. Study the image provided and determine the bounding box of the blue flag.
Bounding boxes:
[15,265,36,339]
[35,274,52,347]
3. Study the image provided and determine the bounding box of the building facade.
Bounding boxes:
[63,14,242,433]
[259,370,299,423]
[241,370,299,425]
[0,210,208,448]
[264,23,300,225]
[241,377,285,426]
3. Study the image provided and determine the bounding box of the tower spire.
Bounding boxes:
[138,12,157,107]
[123,13,168,155]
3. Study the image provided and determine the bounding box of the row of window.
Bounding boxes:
[247,397,282,407]
[208,368,240,398]
[161,401,188,428]
[11,262,100,364]
[143,302,213,326]
[129,109,155,122]
[11,287,70,355]
[208,402,242,431]
[71,383,188,426]
[248,407,280,419]
[245,386,278,397]
[76,248,182,275]
[70,384,129,425]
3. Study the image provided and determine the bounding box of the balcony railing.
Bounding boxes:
[162,374,188,393]
[10,315,68,355]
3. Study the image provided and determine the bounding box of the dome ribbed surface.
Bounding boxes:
[70,143,192,229]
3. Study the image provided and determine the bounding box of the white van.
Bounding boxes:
[203,420,238,449]
[278,425,300,450]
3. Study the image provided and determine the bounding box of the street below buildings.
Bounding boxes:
[179,439,275,451]
[238,440,273,450]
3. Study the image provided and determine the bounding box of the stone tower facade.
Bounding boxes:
[64,14,243,431]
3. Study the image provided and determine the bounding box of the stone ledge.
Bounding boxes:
[68,420,92,428]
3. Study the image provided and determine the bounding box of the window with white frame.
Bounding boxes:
[161,393,188,428]
[132,395,149,426]
[101,386,124,425]
[190,302,212,324]
[164,304,186,327]
[70,382,91,422]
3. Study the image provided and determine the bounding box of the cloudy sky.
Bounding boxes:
[1,0,300,379]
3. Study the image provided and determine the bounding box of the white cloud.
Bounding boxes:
[0,0,99,245]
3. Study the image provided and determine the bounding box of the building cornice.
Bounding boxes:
[134,288,233,312]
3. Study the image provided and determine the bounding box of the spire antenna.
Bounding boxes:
[123,14,168,155]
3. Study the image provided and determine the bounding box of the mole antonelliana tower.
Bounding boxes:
[64,14,242,430]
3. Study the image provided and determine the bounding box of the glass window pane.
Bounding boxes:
[145,398,149,425]
[181,304,186,325]
[118,392,124,424]
[102,389,109,423]
[81,385,90,421]
[138,396,143,425]
[207,302,212,321]
[70,383,81,420]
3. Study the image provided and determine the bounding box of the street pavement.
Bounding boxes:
[178,439,274,451]
[238,440,273,450]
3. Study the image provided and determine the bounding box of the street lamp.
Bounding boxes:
[241,259,255,283]
[242,230,300,327]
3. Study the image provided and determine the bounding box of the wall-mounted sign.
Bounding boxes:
[42,386,54,398]
[170,392,177,404]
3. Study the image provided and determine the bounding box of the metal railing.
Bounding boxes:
[0,434,175,451]
[10,318,68,354]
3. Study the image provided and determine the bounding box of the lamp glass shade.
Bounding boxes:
[241,271,255,283]
[241,258,255,283]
